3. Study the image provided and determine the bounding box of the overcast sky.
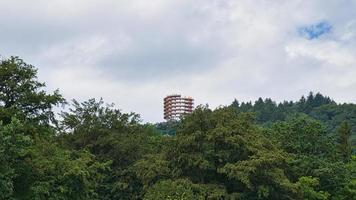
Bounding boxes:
[1,0,356,122]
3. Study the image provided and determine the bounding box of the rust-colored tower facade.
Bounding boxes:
[164,94,194,121]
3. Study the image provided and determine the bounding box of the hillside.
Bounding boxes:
[230,93,356,146]
[1,57,355,199]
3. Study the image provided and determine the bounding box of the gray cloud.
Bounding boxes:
[1,0,356,122]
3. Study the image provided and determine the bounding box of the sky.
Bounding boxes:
[1,0,356,122]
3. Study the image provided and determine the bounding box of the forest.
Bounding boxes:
[0,56,355,200]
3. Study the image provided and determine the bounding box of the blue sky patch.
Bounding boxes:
[299,21,332,39]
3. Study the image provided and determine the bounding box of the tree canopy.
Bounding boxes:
[0,56,355,199]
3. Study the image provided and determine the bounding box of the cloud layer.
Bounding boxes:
[1,0,356,122]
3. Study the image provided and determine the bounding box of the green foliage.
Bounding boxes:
[21,140,109,200]
[311,104,356,148]
[144,179,226,200]
[270,116,350,197]
[133,154,171,188]
[0,119,32,199]
[59,98,164,199]
[296,176,329,200]
[231,92,356,153]
[0,118,108,200]
[59,98,154,167]
[162,106,298,199]
[271,116,335,157]
[332,155,356,200]
[143,179,201,200]
[155,121,178,135]
[337,121,352,163]
[0,56,64,125]
[1,56,355,199]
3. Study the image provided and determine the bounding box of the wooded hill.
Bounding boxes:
[1,56,355,199]
[230,93,356,147]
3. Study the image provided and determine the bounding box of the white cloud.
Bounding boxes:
[1,0,356,122]
[286,40,356,67]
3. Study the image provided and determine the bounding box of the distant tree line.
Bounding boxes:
[230,93,356,148]
[0,56,355,199]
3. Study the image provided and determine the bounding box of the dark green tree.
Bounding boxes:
[144,179,226,200]
[337,121,352,163]
[1,55,355,199]
[0,119,31,199]
[0,56,64,126]
[0,57,108,200]
[270,116,350,197]
[156,106,297,199]
[296,176,329,200]
[60,98,164,199]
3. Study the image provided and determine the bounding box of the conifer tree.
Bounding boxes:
[337,121,352,163]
